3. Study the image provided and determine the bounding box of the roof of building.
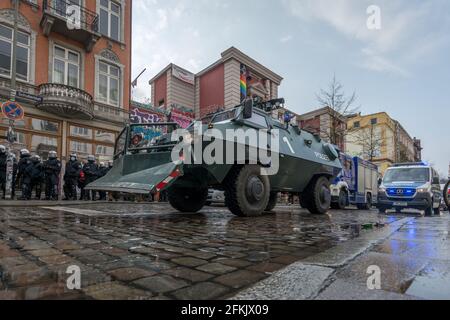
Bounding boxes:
[148,63,195,84]
[196,47,283,84]
[149,47,284,85]
[298,106,347,122]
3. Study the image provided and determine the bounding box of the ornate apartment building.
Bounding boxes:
[0,0,132,163]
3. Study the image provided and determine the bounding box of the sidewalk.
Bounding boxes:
[0,200,109,207]
[232,212,450,300]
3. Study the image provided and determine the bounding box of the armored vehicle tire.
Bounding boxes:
[224,165,270,217]
[265,192,278,212]
[331,190,347,210]
[303,176,331,215]
[168,186,208,213]
[299,196,310,209]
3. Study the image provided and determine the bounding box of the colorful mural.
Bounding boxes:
[168,104,195,129]
[130,106,166,124]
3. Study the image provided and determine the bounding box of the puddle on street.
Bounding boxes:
[406,275,450,300]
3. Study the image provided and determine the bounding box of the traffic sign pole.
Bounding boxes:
[4,0,20,200]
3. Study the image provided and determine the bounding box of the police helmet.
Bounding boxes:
[20,149,30,156]
[87,155,96,162]
[0,145,5,153]
[48,151,57,159]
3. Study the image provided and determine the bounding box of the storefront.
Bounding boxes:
[0,113,118,163]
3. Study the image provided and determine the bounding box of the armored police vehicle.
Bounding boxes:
[377,162,442,216]
[86,98,342,217]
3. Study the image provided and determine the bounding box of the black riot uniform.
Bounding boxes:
[27,155,44,200]
[82,156,99,201]
[17,150,32,200]
[44,152,61,200]
[0,146,6,199]
[64,155,81,200]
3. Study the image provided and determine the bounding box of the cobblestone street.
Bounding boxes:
[0,203,405,300]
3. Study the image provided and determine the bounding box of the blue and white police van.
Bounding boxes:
[330,153,379,210]
[377,162,442,216]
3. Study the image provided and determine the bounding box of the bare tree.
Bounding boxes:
[350,124,385,161]
[314,76,360,146]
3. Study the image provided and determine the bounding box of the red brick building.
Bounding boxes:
[149,47,283,119]
[0,0,132,162]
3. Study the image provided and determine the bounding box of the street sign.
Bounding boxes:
[1,100,25,121]
[16,91,43,104]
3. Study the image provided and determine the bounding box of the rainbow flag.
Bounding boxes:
[240,64,247,101]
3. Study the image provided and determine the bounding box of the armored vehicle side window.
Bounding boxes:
[211,110,237,124]
[247,112,268,128]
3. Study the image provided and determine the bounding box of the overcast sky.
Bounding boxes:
[131,0,450,177]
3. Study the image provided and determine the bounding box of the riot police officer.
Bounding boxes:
[44,151,61,200]
[82,155,99,201]
[28,155,44,200]
[16,149,32,200]
[64,153,81,200]
[0,145,7,199]
[10,153,18,200]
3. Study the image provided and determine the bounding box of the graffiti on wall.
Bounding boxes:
[130,107,166,124]
[169,109,194,129]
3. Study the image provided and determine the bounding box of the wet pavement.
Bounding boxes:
[0,202,398,300]
[0,202,447,300]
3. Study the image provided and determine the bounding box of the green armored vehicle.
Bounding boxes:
[86,98,342,216]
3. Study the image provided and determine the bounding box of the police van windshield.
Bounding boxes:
[383,168,430,184]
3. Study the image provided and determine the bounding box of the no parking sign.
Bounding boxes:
[1,100,25,121]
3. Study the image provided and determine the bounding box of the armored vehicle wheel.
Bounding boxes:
[224,165,270,217]
[302,176,331,215]
[168,186,208,213]
[331,190,347,210]
[265,192,278,212]
[299,196,310,209]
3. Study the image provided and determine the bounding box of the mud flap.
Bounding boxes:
[85,161,182,195]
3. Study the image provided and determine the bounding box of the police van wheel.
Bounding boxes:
[168,186,208,213]
[331,190,347,210]
[424,205,433,217]
[265,192,278,212]
[303,176,331,215]
[224,165,270,217]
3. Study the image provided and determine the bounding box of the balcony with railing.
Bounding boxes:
[40,0,101,52]
[37,83,94,120]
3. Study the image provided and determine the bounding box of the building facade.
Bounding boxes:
[149,47,283,119]
[0,0,132,163]
[345,112,419,174]
[298,107,347,151]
